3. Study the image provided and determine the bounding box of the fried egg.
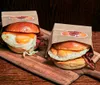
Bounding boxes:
[1,32,36,51]
[48,48,89,61]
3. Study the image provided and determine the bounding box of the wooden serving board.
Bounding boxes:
[0,29,100,85]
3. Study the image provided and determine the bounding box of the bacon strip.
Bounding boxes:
[83,52,95,70]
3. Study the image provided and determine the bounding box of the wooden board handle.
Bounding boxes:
[83,69,100,80]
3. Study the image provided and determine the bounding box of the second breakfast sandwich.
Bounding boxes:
[47,23,94,70]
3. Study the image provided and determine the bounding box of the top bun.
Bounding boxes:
[53,41,89,51]
[5,22,40,33]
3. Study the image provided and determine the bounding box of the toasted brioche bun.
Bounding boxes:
[5,22,40,33]
[53,41,89,51]
[54,57,86,69]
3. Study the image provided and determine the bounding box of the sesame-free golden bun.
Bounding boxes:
[54,57,86,70]
[48,41,90,69]
[5,22,40,33]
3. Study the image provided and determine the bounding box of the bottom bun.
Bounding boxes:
[8,45,26,53]
[54,57,86,70]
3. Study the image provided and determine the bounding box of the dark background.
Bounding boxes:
[0,0,100,31]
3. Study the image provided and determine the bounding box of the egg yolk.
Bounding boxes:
[16,34,35,44]
[57,50,72,57]
[50,47,73,57]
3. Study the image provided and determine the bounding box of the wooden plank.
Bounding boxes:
[0,48,79,85]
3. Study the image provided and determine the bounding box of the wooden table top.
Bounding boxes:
[0,31,100,85]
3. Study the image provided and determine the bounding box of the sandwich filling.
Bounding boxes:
[48,48,89,61]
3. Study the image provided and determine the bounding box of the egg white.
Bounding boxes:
[48,48,89,61]
[1,33,36,51]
